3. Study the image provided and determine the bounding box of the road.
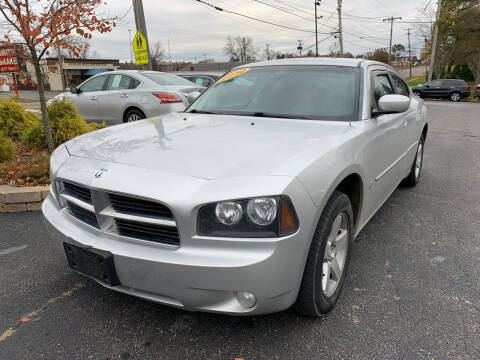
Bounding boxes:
[1,102,479,359]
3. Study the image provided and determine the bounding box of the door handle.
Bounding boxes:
[90,96,98,100]
[402,119,408,127]
[120,94,128,98]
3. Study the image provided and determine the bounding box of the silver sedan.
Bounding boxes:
[51,70,205,125]
[43,58,427,317]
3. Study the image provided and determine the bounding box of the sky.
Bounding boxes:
[89,0,434,63]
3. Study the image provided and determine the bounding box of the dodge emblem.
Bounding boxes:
[95,168,108,178]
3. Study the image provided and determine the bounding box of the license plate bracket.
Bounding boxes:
[63,243,120,286]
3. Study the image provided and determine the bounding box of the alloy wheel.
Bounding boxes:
[322,213,349,298]
[415,139,424,180]
[450,92,461,102]
[127,113,141,122]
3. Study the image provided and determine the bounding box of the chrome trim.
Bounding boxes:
[60,193,95,212]
[100,206,177,227]
[375,142,418,182]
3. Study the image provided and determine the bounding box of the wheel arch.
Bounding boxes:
[123,106,146,122]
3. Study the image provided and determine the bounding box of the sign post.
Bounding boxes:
[0,46,20,98]
[132,31,149,66]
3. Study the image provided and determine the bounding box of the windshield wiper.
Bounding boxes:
[252,112,311,120]
[188,109,217,114]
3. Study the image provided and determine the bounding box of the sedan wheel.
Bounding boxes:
[322,213,349,298]
[124,109,146,123]
[450,92,461,102]
[295,191,354,317]
[401,134,425,187]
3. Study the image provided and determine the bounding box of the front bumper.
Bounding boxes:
[42,181,316,315]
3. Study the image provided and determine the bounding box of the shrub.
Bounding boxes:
[0,99,37,140]
[0,132,16,161]
[450,64,476,82]
[22,99,105,148]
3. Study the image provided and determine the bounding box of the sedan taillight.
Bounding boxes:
[153,93,182,103]
[465,86,471,91]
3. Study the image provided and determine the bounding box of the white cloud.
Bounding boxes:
[89,0,431,61]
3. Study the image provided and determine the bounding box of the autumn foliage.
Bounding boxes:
[0,0,116,152]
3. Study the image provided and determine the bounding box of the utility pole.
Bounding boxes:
[266,44,271,60]
[242,37,246,61]
[132,0,152,70]
[128,29,133,63]
[314,1,321,57]
[57,46,66,92]
[406,28,412,78]
[337,0,343,56]
[297,40,303,57]
[383,16,402,64]
[428,0,442,82]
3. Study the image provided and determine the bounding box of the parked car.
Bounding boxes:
[411,79,471,102]
[43,58,428,317]
[475,84,480,98]
[49,70,205,124]
[174,72,224,87]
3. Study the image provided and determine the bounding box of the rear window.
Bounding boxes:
[143,72,195,86]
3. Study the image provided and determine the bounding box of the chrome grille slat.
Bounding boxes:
[57,180,180,247]
[66,201,99,229]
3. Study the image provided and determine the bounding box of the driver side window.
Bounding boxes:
[80,75,107,92]
[373,74,394,104]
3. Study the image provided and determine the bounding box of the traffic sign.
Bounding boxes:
[132,31,149,65]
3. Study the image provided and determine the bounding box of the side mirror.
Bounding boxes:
[377,94,410,114]
[70,87,80,94]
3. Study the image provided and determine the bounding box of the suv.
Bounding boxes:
[412,79,471,102]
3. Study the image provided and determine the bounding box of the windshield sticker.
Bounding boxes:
[217,68,251,83]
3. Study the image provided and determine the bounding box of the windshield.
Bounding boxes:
[188,65,359,121]
[143,72,195,86]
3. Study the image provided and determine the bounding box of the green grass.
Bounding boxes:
[407,76,427,87]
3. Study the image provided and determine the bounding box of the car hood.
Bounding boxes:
[66,113,352,180]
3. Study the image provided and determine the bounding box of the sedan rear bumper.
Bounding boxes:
[42,194,313,315]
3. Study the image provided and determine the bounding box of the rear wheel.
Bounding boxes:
[295,191,354,317]
[402,135,425,187]
[124,108,146,123]
[449,92,461,102]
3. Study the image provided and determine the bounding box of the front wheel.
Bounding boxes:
[295,191,354,317]
[449,92,461,102]
[413,90,422,98]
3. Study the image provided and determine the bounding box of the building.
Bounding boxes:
[27,58,120,91]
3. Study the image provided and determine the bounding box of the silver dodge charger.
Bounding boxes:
[43,58,428,317]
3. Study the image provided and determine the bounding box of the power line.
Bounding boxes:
[271,0,313,16]
[253,0,315,22]
[196,0,319,33]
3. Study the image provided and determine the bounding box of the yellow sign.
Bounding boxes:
[133,31,149,65]
[217,68,251,83]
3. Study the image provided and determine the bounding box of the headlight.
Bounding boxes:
[215,202,243,225]
[198,196,298,238]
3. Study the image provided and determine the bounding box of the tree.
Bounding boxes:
[224,36,256,62]
[362,49,390,64]
[0,0,116,152]
[150,41,164,70]
[392,44,405,58]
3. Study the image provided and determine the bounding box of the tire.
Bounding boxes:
[449,92,461,102]
[124,108,146,123]
[401,134,425,187]
[295,191,354,317]
[413,90,422,98]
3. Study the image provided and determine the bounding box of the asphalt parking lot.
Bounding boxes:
[1,101,479,359]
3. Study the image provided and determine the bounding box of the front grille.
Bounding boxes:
[57,179,179,247]
[115,219,180,246]
[66,201,99,229]
[109,193,173,219]
[63,181,92,204]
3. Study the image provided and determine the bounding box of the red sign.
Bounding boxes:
[0,47,19,72]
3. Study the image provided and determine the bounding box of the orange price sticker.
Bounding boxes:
[217,68,251,83]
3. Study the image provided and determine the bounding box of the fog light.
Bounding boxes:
[237,291,256,308]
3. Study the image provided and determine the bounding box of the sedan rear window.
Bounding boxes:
[189,65,359,121]
[143,72,195,86]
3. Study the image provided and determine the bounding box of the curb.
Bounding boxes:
[0,185,50,213]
